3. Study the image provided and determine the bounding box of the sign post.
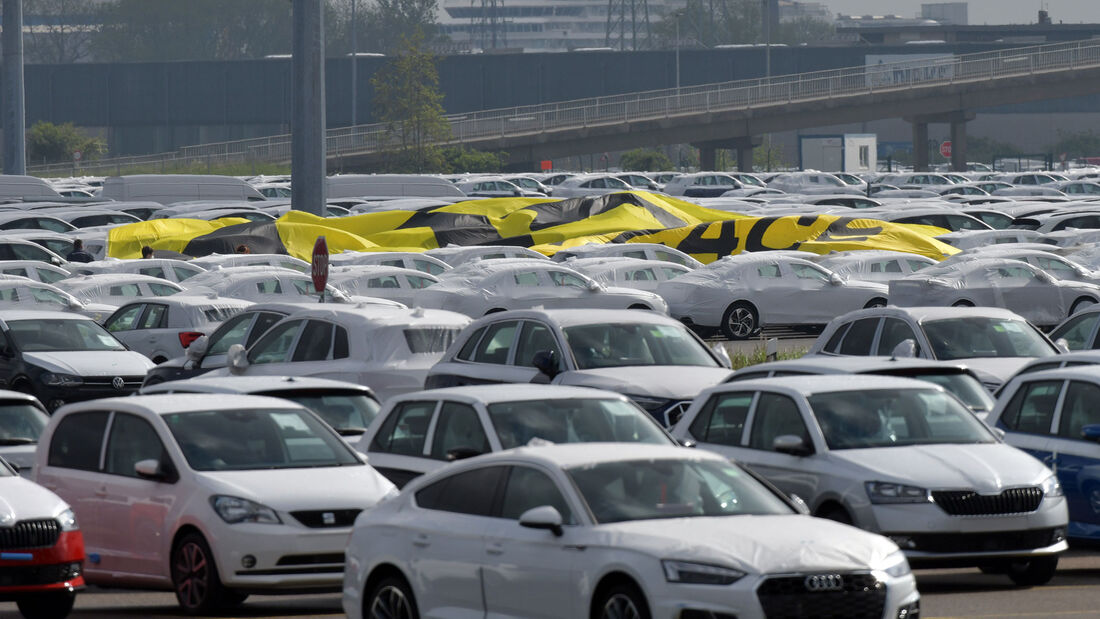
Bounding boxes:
[939,141,952,159]
[311,236,329,303]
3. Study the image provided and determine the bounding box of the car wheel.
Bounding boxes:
[596,583,651,619]
[817,505,853,525]
[952,300,975,307]
[1071,297,1096,316]
[11,379,35,397]
[721,302,759,340]
[366,576,419,619]
[1006,555,1058,587]
[171,532,230,615]
[15,592,76,619]
[1086,482,1100,514]
[864,297,888,309]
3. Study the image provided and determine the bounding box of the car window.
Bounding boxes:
[138,304,168,330]
[368,276,401,289]
[249,319,304,364]
[655,250,689,266]
[514,271,540,287]
[333,326,349,359]
[869,260,903,273]
[36,268,67,284]
[256,279,282,294]
[877,318,920,356]
[105,413,169,478]
[173,266,202,281]
[138,266,166,279]
[10,243,52,261]
[1,268,26,278]
[206,312,253,355]
[548,270,587,288]
[514,321,558,368]
[379,260,404,268]
[906,259,931,272]
[626,268,656,281]
[148,282,180,296]
[109,283,142,297]
[407,275,435,289]
[106,304,145,332]
[999,380,1061,435]
[472,321,518,365]
[500,466,574,524]
[291,320,334,362]
[1057,380,1100,439]
[414,465,506,517]
[790,263,828,281]
[370,401,437,456]
[812,388,993,449]
[456,326,487,361]
[1051,313,1098,350]
[245,312,284,348]
[488,397,670,448]
[839,317,879,355]
[748,393,809,450]
[756,264,781,278]
[922,317,1056,360]
[413,259,446,275]
[48,411,109,470]
[823,322,852,353]
[430,402,489,460]
[689,392,752,445]
[623,250,647,260]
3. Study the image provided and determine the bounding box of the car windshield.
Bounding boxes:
[922,317,1057,360]
[488,398,672,449]
[890,371,996,412]
[808,388,995,450]
[404,327,459,354]
[0,402,47,445]
[266,390,381,436]
[563,323,718,370]
[7,319,125,352]
[569,458,793,523]
[165,408,361,471]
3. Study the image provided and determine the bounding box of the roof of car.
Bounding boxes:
[463,442,722,469]
[57,393,305,416]
[330,265,435,279]
[0,309,93,322]
[462,308,684,328]
[709,373,939,396]
[830,305,1028,324]
[60,273,181,287]
[729,355,974,378]
[113,295,253,309]
[141,375,376,396]
[392,384,629,405]
[1001,364,1100,386]
[281,304,469,327]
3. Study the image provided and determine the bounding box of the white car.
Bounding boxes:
[426,309,731,425]
[454,177,543,197]
[656,253,889,339]
[342,443,920,619]
[187,253,309,273]
[424,245,549,267]
[567,257,691,291]
[662,172,743,197]
[417,260,668,317]
[0,389,50,477]
[359,384,673,487]
[66,258,205,283]
[103,295,253,363]
[329,266,439,307]
[0,237,68,265]
[0,277,116,321]
[0,259,70,284]
[549,174,634,198]
[1049,304,1100,351]
[55,273,184,305]
[814,250,936,283]
[215,305,471,401]
[671,375,1069,584]
[329,251,450,275]
[552,242,703,268]
[888,258,1100,327]
[180,267,354,304]
[35,394,395,614]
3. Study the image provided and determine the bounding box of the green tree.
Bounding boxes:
[24,0,101,64]
[620,148,674,171]
[965,136,1022,166]
[371,33,451,172]
[26,121,106,165]
[330,0,441,56]
[1048,130,1100,161]
[444,148,507,173]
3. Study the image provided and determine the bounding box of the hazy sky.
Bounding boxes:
[825,1,1099,25]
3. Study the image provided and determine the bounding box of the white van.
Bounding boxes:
[326,174,466,198]
[101,174,266,204]
[0,175,63,199]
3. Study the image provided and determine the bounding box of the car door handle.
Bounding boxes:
[412,534,430,548]
[486,542,504,556]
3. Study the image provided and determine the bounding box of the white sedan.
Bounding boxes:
[342,443,920,619]
[328,266,439,308]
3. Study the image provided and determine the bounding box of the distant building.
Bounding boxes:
[922,3,968,26]
[778,1,832,23]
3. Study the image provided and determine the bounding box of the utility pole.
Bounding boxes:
[2,0,26,175]
[351,0,357,126]
[292,0,325,215]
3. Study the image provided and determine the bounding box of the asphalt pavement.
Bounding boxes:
[3,551,1098,619]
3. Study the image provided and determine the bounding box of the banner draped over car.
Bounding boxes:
[107,191,958,262]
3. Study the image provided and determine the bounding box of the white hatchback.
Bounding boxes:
[34,394,396,614]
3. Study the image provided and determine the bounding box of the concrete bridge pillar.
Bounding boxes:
[912,121,929,172]
[698,146,717,171]
[694,136,761,172]
[736,143,754,173]
[950,119,968,172]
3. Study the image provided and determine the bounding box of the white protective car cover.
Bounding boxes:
[816,250,936,283]
[936,229,1045,249]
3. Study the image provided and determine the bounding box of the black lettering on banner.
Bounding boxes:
[814,216,883,243]
[744,217,802,253]
[678,220,742,258]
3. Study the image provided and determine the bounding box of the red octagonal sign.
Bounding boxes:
[311,236,329,294]
[939,140,952,159]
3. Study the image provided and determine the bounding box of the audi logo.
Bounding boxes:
[804,573,844,592]
[112,376,125,390]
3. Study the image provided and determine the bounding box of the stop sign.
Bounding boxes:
[939,141,952,159]
[311,236,329,295]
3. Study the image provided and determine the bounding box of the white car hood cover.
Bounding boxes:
[201,465,395,511]
[558,366,732,399]
[597,515,896,573]
[23,350,153,376]
[0,476,66,523]
[832,443,1048,493]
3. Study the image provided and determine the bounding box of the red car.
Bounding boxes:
[0,459,84,619]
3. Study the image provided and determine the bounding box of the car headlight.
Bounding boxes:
[662,559,746,585]
[865,481,931,504]
[1040,474,1064,498]
[55,508,79,532]
[40,372,83,387]
[880,550,911,578]
[210,495,282,524]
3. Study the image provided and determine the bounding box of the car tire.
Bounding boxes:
[171,532,230,615]
[366,576,419,619]
[595,583,651,619]
[1006,555,1058,587]
[721,302,759,340]
[15,592,76,619]
[817,505,853,525]
[864,297,888,309]
[627,304,652,311]
[952,300,975,307]
[1071,297,1096,316]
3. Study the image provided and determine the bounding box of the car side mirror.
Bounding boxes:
[828,273,843,286]
[788,493,811,515]
[227,344,250,374]
[1082,424,1100,443]
[134,459,172,482]
[446,447,485,462]
[1055,338,1070,354]
[518,505,563,537]
[587,280,602,292]
[773,434,813,456]
[532,349,560,380]
[185,335,209,361]
[890,339,917,359]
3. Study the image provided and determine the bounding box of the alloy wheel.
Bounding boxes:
[175,541,210,610]
[370,584,414,619]
[600,593,642,619]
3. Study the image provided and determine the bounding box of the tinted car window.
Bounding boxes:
[839,317,879,355]
[823,322,852,353]
[1057,380,1100,439]
[245,312,284,348]
[456,326,487,361]
[748,393,809,451]
[415,465,505,517]
[106,304,144,332]
[690,392,752,446]
[514,321,558,368]
[105,413,169,478]
[291,320,334,362]
[139,304,168,329]
[249,319,304,364]
[500,466,574,524]
[370,401,437,456]
[472,321,518,365]
[430,402,489,460]
[48,411,109,470]
[877,318,919,356]
[207,312,254,356]
[999,380,1062,435]
[1051,312,1098,351]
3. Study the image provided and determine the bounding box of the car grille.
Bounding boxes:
[0,519,60,550]
[900,527,1061,554]
[756,573,885,619]
[290,509,361,528]
[0,562,81,586]
[82,376,144,391]
[932,487,1043,516]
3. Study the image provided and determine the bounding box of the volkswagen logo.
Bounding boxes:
[111,376,125,390]
[804,573,844,592]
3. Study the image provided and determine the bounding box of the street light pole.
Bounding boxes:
[675,16,680,91]
[2,0,27,175]
[351,0,357,126]
[292,0,326,215]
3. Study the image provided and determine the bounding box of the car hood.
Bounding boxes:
[830,443,1050,493]
[198,464,395,511]
[557,366,731,399]
[23,350,154,376]
[0,475,67,522]
[595,515,897,574]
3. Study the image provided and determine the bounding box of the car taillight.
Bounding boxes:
[179,331,204,348]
